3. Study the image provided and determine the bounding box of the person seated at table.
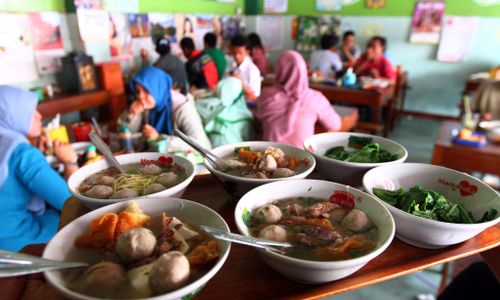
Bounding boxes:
[119,67,211,152]
[339,30,361,67]
[309,34,343,81]
[256,51,343,147]
[471,80,500,120]
[248,33,269,76]
[229,34,262,101]
[180,37,219,91]
[153,37,188,94]
[0,86,77,251]
[196,77,253,147]
[203,32,227,80]
[353,36,396,85]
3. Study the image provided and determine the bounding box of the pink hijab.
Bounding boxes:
[257,50,320,143]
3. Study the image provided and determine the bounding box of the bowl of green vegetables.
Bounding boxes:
[363,163,500,249]
[304,133,407,187]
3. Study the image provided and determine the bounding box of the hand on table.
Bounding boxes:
[339,113,358,132]
[0,244,65,300]
[370,68,380,78]
[128,100,145,118]
[53,140,77,164]
[142,124,159,141]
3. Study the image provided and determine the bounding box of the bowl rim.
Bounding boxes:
[204,141,316,183]
[43,197,231,300]
[234,179,396,268]
[303,132,408,168]
[68,152,196,203]
[363,162,500,228]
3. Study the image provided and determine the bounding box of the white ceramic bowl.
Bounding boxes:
[43,197,231,300]
[68,152,195,210]
[363,163,500,249]
[204,141,316,198]
[234,179,395,284]
[304,132,408,187]
[479,120,500,143]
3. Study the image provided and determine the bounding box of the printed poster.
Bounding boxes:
[28,12,65,75]
[176,15,197,44]
[295,16,319,52]
[109,13,132,60]
[148,13,183,57]
[128,13,150,38]
[194,14,214,49]
[366,0,387,9]
[258,16,285,51]
[75,1,109,43]
[318,15,341,36]
[409,1,446,44]
[316,0,342,11]
[0,13,38,84]
[264,0,288,13]
[437,17,479,62]
[103,0,139,12]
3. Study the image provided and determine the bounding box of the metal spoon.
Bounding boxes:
[174,129,232,171]
[200,225,292,255]
[89,132,126,173]
[0,250,88,278]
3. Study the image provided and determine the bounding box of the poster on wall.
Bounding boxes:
[28,12,65,75]
[175,15,197,44]
[366,0,386,9]
[128,14,150,38]
[0,13,38,84]
[103,0,139,12]
[437,17,479,63]
[194,14,214,49]
[149,13,183,57]
[295,16,319,52]
[75,0,109,43]
[222,15,244,44]
[318,15,341,36]
[409,1,446,44]
[258,16,285,51]
[109,13,132,60]
[316,0,342,11]
[264,0,288,13]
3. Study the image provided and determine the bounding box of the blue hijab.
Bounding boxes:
[0,86,38,187]
[132,67,174,135]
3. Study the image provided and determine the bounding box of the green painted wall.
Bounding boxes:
[260,0,500,17]
[0,0,65,12]
[139,0,244,14]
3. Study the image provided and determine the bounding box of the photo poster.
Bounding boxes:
[194,14,215,50]
[108,12,132,60]
[128,13,150,38]
[27,12,65,75]
[175,15,197,45]
[316,0,342,11]
[409,1,446,44]
[222,15,244,44]
[264,0,288,13]
[318,15,341,37]
[366,0,387,9]
[437,17,479,63]
[75,0,109,43]
[148,13,183,57]
[103,0,139,12]
[74,0,104,9]
[295,16,319,52]
[258,16,285,51]
[0,13,38,84]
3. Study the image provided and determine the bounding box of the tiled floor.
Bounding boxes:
[326,116,448,300]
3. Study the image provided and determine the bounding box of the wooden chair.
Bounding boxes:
[386,66,409,132]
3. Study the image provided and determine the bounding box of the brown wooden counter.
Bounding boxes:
[60,175,500,300]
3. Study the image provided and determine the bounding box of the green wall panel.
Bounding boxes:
[139,0,245,14]
[0,0,66,12]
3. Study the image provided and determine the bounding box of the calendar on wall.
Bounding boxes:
[264,0,288,14]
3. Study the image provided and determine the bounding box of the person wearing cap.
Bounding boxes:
[153,37,189,94]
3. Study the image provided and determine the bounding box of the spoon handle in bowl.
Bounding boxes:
[89,132,126,173]
[200,225,292,248]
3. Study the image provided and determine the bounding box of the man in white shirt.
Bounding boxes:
[229,34,261,100]
[309,34,343,80]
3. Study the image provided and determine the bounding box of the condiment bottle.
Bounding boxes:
[342,67,357,87]
[119,124,134,153]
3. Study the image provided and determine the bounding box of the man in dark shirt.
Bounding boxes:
[180,37,218,90]
[203,32,227,79]
[153,37,188,94]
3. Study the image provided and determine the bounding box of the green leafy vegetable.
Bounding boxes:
[233,146,251,154]
[373,185,498,224]
[325,136,398,163]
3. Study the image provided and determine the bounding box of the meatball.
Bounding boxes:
[109,188,138,199]
[158,172,179,187]
[264,146,285,164]
[97,175,114,186]
[259,225,287,242]
[341,209,373,233]
[116,227,157,262]
[258,155,277,172]
[75,262,126,296]
[254,204,282,224]
[127,263,154,298]
[271,168,295,178]
[149,251,190,293]
[329,207,351,222]
[144,183,166,195]
[85,174,102,185]
[141,164,163,175]
[86,185,113,199]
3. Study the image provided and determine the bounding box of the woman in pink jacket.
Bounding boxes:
[256,50,342,147]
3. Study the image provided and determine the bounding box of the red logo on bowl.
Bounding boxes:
[140,156,173,166]
[458,180,478,196]
[437,178,478,197]
[329,190,355,209]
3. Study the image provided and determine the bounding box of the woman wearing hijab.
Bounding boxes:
[256,51,342,147]
[0,86,77,251]
[196,77,253,147]
[120,67,211,151]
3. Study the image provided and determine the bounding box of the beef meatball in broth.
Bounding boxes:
[116,228,157,262]
[254,204,282,223]
[158,172,179,187]
[109,188,138,199]
[149,251,190,293]
[259,225,287,242]
[86,185,113,199]
[341,209,373,232]
[74,262,127,296]
[144,183,166,195]
[141,164,163,175]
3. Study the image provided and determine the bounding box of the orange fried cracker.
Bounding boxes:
[115,211,150,237]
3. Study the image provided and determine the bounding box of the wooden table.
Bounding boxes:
[431,121,500,176]
[60,175,500,300]
[262,79,394,136]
